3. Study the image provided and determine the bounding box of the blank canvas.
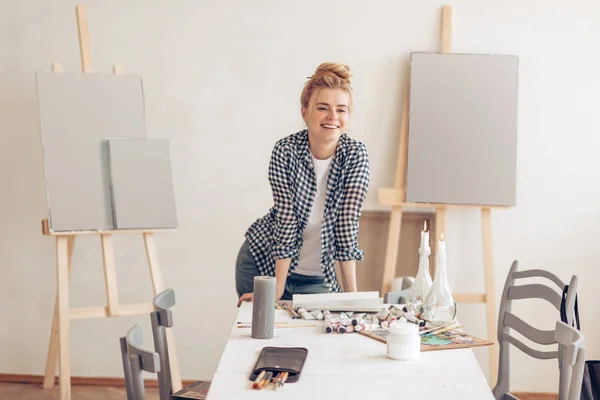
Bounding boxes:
[405,52,519,206]
[36,71,147,231]
[107,138,178,229]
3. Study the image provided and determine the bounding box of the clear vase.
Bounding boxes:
[423,240,456,325]
[406,232,432,313]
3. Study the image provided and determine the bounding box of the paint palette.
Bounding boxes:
[359,329,493,352]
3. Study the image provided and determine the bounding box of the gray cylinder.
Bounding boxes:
[251,276,276,339]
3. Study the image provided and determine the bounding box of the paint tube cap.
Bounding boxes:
[388,321,419,336]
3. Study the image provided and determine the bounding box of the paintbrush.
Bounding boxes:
[419,322,456,335]
[421,323,463,336]
[237,323,316,329]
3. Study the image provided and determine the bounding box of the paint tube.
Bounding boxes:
[351,313,366,325]
[380,320,389,329]
[359,323,381,331]
[393,308,426,327]
[323,310,332,319]
[338,312,350,320]
[346,325,355,333]
[324,323,335,333]
[336,325,347,334]
[309,310,324,320]
[295,307,316,320]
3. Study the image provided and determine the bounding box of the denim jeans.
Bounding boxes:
[235,239,331,300]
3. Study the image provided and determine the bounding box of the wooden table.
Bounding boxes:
[206,302,495,399]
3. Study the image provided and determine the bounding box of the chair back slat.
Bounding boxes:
[512,269,565,288]
[507,284,562,309]
[502,332,558,360]
[503,312,556,345]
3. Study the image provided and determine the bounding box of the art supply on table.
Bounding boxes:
[249,347,308,385]
[238,323,316,329]
[292,291,383,312]
[295,307,316,320]
[251,370,266,389]
[251,276,276,339]
[279,301,301,319]
[274,371,289,390]
[359,326,494,352]
[419,321,456,336]
[387,321,421,361]
[309,309,324,320]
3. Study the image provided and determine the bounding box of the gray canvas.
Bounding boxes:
[106,138,178,229]
[36,71,147,231]
[405,52,519,206]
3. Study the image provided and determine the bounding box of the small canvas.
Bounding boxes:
[36,71,148,231]
[106,138,178,229]
[405,52,519,206]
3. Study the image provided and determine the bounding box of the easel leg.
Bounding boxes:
[100,234,120,315]
[56,236,71,400]
[143,233,183,392]
[43,235,75,389]
[481,207,498,386]
[381,206,403,294]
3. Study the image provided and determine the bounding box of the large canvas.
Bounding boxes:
[106,138,178,229]
[35,71,147,231]
[405,52,519,206]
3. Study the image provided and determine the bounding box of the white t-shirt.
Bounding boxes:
[294,152,334,276]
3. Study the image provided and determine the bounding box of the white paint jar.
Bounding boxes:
[386,322,420,361]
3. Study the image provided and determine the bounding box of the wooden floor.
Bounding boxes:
[0,382,555,400]
[0,383,161,399]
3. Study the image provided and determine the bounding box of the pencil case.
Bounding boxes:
[248,346,308,383]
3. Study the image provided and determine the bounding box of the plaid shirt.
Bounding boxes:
[245,129,370,292]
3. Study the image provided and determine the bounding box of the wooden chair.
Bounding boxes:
[493,260,583,400]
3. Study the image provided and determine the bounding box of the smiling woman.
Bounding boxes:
[235,62,371,306]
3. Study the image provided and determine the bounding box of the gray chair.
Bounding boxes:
[151,289,212,399]
[151,288,176,400]
[383,276,415,304]
[493,260,583,400]
[120,324,161,400]
[554,321,586,400]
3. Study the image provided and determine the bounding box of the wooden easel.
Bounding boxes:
[41,6,183,400]
[378,5,501,386]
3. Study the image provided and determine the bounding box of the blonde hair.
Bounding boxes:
[301,62,353,112]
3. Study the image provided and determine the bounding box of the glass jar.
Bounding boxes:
[406,229,432,312]
[386,322,420,361]
[422,239,456,324]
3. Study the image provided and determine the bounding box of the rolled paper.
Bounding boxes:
[251,276,276,339]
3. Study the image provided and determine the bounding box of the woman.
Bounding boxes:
[236,62,370,306]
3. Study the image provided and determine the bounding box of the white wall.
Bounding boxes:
[1,0,598,392]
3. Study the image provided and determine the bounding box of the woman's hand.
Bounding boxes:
[237,293,254,307]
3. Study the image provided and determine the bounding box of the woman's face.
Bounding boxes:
[302,88,349,145]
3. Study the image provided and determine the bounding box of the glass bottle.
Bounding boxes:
[406,224,432,313]
[423,236,457,324]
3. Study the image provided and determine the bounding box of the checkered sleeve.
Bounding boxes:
[334,142,370,261]
[268,141,299,260]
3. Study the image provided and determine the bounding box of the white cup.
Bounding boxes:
[386,321,420,361]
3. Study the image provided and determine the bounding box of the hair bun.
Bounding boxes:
[314,62,351,81]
